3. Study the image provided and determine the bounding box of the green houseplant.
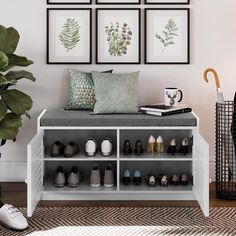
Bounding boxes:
[0,25,36,145]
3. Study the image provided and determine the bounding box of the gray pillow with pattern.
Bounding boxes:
[66,69,112,110]
[92,71,140,114]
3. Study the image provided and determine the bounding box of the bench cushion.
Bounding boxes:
[40,108,197,127]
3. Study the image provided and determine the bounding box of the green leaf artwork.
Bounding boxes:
[59,18,80,52]
[155,18,178,53]
[105,22,132,56]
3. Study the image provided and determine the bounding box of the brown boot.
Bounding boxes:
[64,142,79,157]
[51,141,65,157]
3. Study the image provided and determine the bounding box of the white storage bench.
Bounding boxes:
[27,109,209,217]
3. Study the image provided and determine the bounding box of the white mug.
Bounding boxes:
[165,88,183,107]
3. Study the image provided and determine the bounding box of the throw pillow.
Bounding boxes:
[92,71,140,114]
[65,69,113,110]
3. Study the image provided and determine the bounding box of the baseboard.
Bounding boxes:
[0,162,27,182]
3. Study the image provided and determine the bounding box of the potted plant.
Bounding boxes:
[0,25,36,146]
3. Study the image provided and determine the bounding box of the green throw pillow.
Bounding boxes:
[66,69,113,110]
[92,71,140,114]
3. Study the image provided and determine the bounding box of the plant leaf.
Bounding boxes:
[0,113,22,140]
[4,27,20,55]
[5,70,36,82]
[0,51,9,70]
[1,54,33,72]
[0,25,7,52]
[1,89,33,115]
[0,100,7,121]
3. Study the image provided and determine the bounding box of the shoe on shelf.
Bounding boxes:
[146,174,157,187]
[122,170,131,185]
[54,166,66,187]
[134,140,144,156]
[90,166,101,187]
[157,174,169,187]
[104,165,114,188]
[85,139,97,157]
[147,135,155,154]
[167,138,177,156]
[0,204,28,230]
[133,170,142,185]
[171,174,180,185]
[180,174,189,185]
[50,141,65,157]
[178,138,189,155]
[156,136,164,154]
[68,166,81,188]
[123,140,132,156]
[101,139,113,157]
[64,142,79,157]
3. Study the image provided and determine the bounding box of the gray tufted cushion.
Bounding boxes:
[92,71,139,114]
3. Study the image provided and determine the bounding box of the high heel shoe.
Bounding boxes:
[133,170,142,185]
[157,174,169,187]
[123,140,132,156]
[146,174,157,187]
[171,174,180,185]
[180,174,189,185]
[167,138,177,155]
[134,140,144,156]
[147,135,155,154]
[178,138,189,155]
[156,136,164,154]
[122,170,131,185]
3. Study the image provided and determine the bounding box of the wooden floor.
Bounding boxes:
[0,182,236,208]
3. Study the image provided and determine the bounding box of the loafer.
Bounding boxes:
[122,169,131,185]
[101,139,113,157]
[133,170,142,185]
[180,174,189,185]
[64,142,79,157]
[171,174,180,185]
[134,140,144,156]
[50,141,64,157]
[104,165,114,188]
[54,166,66,187]
[85,139,97,157]
[90,166,101,187]
[0,204,28,230]
[68,166,82,187]
[123,140,132,156]
[157,174,169,187]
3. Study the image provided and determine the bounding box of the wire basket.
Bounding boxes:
[216,101,236,199]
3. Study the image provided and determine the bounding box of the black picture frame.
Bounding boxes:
[96,0,141,4]
[144,8,190,65]
[145,0,189,4]
[96,8,141,64]
[47,8,92,64]
[47,0,92,5]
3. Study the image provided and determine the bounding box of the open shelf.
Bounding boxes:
[44,153,117,162]
[119,182,192,193]
[44,180,117,193]
[120,153,192,161]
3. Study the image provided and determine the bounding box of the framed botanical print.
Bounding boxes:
[96,8,141,64]
[145,8,190,64]
[47,8,92,64]
[145,0,189,4]
[47,0,92,4]
[96,0,140,4]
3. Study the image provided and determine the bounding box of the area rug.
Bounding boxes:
[0,207,235,236]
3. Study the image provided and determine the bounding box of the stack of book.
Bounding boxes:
[140,104,192,117]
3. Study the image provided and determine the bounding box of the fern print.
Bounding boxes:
[105,22,132,56]
[59,18,80,52]
[155,18,178,53]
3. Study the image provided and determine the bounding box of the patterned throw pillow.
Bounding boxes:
[66,69,112,110]
[92,71,140,114]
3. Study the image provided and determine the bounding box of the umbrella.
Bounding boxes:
[204,68,225,104]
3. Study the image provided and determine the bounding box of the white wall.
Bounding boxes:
[1,0,236,181]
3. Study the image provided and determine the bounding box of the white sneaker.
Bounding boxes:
[0,204,28,230]
[85,139,97,157]
[101,139,113,156]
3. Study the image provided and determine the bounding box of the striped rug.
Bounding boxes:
[0,207,235,236]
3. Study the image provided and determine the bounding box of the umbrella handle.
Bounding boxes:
[203,68,221,89]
